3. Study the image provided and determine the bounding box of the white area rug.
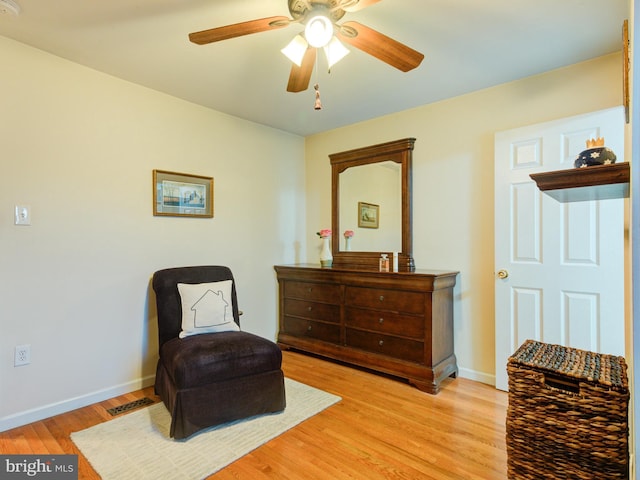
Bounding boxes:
[71,378,340,480]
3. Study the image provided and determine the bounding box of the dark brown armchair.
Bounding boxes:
[152,265,286,439]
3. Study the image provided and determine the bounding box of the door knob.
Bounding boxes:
[497,269,509,279]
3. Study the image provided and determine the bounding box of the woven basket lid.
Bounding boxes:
[509,339,628,389]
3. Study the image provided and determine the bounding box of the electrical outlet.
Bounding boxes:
[14,345,30,367]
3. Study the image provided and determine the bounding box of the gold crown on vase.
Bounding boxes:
[586,137,605,148]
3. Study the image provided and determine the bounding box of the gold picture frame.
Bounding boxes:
[358,201,379,229]
[153,169,214,218]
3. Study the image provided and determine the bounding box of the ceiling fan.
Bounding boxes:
[188,0,424,93]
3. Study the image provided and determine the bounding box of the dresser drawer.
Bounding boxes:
[283,281,341,304]
[283,316,341,344]
[346,328,424,363]
[284,298,340,323]
[345,286,424,314]
[345,307,424,338]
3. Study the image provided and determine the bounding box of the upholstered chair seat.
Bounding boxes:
[159,332,283,389]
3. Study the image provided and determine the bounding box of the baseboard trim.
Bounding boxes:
[0,375,156,433]
[458,366,495,387]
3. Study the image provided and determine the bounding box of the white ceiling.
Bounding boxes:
[0,0,629,136]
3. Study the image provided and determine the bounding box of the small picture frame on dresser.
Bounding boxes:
[358,202,379,228]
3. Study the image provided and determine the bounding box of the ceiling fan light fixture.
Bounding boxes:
[305,14,333,48]
[187,0,425,94]
[281,34,309,67]
[324,36,349,69]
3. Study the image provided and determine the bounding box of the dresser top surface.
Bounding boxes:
[274,263,459,278]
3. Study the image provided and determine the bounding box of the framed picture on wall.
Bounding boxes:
[153,169,214,218]
[358,201,379,229]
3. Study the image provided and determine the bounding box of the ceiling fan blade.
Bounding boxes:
[189,16,290,45]
[340,0,382,12]
[337,21,424,72]
[286,47,317,92]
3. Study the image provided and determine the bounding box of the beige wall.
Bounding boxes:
[305,53,623,383]
[0,36,306,430]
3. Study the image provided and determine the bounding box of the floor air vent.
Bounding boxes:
[106,397,155,416]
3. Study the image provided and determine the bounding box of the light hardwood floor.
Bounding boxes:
[0,351,508,479]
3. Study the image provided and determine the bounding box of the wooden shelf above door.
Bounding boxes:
[529,162,630,202]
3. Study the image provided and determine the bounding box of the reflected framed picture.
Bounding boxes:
[153,169,214,218]
[358,201,379,229]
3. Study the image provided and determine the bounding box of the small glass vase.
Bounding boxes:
[344,236,351,251]
[320,237,333,267]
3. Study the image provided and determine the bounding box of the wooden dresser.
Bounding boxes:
[274,264,459,393]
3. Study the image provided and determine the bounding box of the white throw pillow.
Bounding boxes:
[177,280,240,338]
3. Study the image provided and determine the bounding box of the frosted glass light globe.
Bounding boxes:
[305,15,333,48]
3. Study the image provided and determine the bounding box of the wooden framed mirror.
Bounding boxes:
[330,138,415,271]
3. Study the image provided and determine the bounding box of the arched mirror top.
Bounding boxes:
[329,138,415,271]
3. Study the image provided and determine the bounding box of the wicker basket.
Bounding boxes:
[506,340,629,480]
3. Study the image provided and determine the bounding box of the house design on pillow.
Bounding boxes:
[190,289,230,327]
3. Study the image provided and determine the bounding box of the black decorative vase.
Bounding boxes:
[574,146,617,168]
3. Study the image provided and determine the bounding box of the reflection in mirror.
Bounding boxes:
[338,161,402,252]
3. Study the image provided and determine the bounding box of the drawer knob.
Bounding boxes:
[307,287,313,293]
[307,325,312,332]
[308,306,313,312]
[379,295,385,302]
[378,340,384,347]
[379,318,384,324]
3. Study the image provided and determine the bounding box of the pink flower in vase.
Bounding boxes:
[317,229,333,267]
[343,230,354,251]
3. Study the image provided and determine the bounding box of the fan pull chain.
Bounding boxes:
[314,84,322,110]
[313,49,322,110]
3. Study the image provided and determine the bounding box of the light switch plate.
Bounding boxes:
[14,205,31,225]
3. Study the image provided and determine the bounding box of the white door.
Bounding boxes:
[494,107,625,391]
